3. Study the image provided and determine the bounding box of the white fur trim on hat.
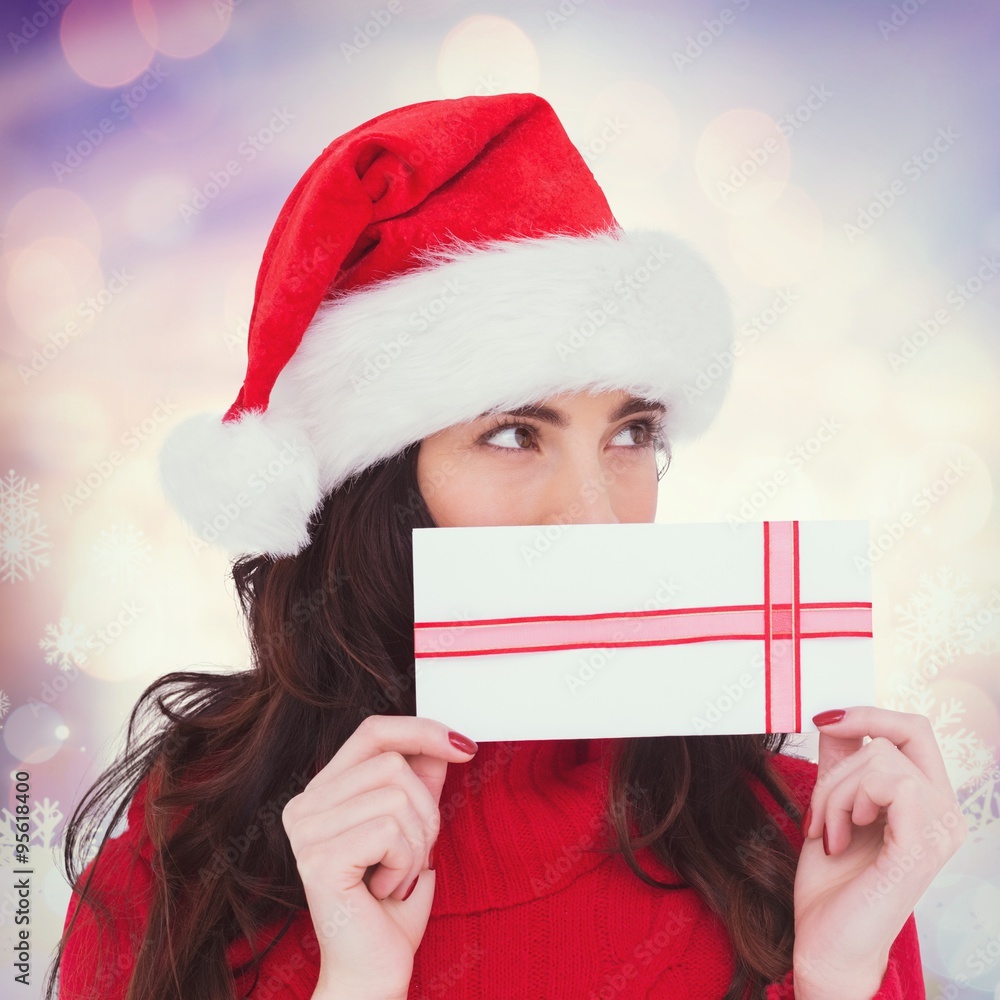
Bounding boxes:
[158,229,733,557]
[157,408,320,558]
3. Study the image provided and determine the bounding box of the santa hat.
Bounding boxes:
[157,93,734,558]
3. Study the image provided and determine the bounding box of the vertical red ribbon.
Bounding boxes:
[764,520,801,732]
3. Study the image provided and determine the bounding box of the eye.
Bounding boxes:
[610,419,661,448]
[481,422,535,451]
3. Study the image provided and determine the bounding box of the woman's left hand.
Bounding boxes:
[791,706,967,1000]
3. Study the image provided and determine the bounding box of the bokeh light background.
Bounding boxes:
[1,0,999,995]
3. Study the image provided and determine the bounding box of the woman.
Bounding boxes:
[49,93,964,1000]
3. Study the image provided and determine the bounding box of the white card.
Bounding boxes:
[412,521,874,741]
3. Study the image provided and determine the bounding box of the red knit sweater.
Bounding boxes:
[60,739,925,999]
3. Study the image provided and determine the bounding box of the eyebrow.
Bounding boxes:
[477,396,665,428]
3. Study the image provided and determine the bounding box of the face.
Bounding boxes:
[416,389,666,527]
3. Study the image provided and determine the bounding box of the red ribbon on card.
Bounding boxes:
[413,521,872,732]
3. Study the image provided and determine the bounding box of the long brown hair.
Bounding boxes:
[45,442,804,1000]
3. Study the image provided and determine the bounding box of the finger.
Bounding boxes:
[820,749,924,854]
[294,812,417,902]
[813,709,864,789]
[812,706,949,787]
[311,715,478,798]
[292,782,430,858]
[803,736,901,838]
[294,751,441,849]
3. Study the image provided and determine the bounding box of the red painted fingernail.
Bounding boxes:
[402,875,419,900]
[428,842,437,871]
[822,825,830,856]
[800,805,812,838]
[448,731,478,754]
[812,709,846,727]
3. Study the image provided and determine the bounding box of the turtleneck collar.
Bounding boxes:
[431,736,620,915]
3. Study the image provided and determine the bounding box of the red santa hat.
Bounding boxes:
[157,92,734,558]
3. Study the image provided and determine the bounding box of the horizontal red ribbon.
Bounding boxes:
[413,521,871,733]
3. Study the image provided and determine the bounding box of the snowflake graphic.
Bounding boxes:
[893,568,995,669]
[31,797,64,849]
[91,522,152,585]
[0,797,65,852]
[887,686,995,794]
[959,769,1000,834]
[0,468,52,583]
[39,616,91,671]
[0,688,10,720]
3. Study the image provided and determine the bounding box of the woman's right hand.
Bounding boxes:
[281,715,479,1000]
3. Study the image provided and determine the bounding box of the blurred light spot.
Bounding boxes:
[133,0,231,59]
[61,0,155,88]
[63,567,160,681]
[930,877,1000,989]
[4,188,102,257]
[55,724,70,740]
[729,185,825,287]
[5,238,103,342]
[438,16,539,97]
[2,704,64,763]
[695,110,791,215]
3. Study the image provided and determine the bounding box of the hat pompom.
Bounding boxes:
[156,408,321,558]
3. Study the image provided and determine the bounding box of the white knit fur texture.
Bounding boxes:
[272,229,734,495]
[158,229,734,557]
